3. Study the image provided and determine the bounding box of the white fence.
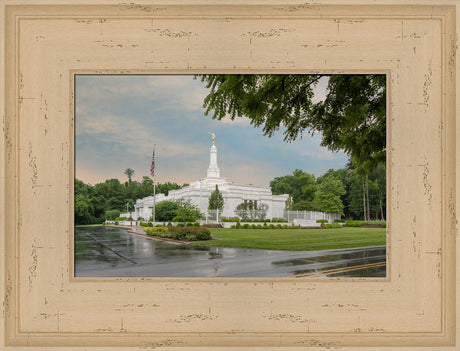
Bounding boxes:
[284,210,341,223]
[204,209,340,223]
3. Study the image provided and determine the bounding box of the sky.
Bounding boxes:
[75,75,349,187]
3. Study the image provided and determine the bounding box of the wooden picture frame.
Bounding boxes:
[0,1,458,349]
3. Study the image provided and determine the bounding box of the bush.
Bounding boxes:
[177,223,184,227]
[243,224,250,229]
[344,220,362,227]
[144,226,169,237]
[168,226,212,241]
[172,216,183,222]
[276,224,282,229]
[230,225,236,229]
[186,222,194,227]
[269,224,275,229]
[334,219,346,223]
[105,210,121,220]
[139,222,148,227]
[316,219,328,224]
[323,223,342,229]
[236,222,241,229]
[193,222,200,227]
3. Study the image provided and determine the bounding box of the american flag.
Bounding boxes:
[150,148,155,177]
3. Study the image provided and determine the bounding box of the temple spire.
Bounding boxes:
[207,133,220,178]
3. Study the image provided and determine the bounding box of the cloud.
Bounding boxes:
[75,74,349,186]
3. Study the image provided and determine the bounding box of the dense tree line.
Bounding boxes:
[75,174,187,225]
[271,162,386,220]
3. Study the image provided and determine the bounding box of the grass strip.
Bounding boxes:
[192,227,386,251]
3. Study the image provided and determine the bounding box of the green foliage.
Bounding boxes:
[104,210,121,220]
[208,185,224,211]
[198,74,385,174]
[124,168,135,183]
[74,176,185,225]
[344,220,386,227]
[139,222,148,227]
[175,199,203,224]
[270,169,316,203]
[291,200,320,211]
[322,223,342,229]
[167,226,212,241]
[145,226,169,236]
[316,219,328,224]
[155,200,179,221]
[313,177,346,214]
[235,200,269,219]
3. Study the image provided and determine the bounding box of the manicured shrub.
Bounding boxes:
[236,221,241,229]
[186,222,194,227]
[282,225,288,229]
[243,223,250,229]
[172,216,183,222]
[323,223,342,229]
[144,226,169,236]
[230,225,236,229]
[139,222,148,227]
[168,226,212,241]
[334,219,346,223]
[193,222,200,227]
[276,224,282,229]
[177,223,184,227]
[344,220,362,227]
[316,219,328,224]
[256,225,262,229]
[269,224,275,229]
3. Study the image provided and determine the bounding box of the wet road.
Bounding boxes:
[75,226,386,278]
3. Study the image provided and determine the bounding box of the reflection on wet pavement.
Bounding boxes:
[75,226,386,278]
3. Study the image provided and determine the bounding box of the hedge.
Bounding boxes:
[144,226,212,241]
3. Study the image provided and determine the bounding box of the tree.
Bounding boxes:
[313,177,346,214]
[234,200,269,219]
[198,74,385,174]
[175,199,203,224]
[270,169,316,203]
[155,200,179,221]
[124,168,135,183]
[208,185,224,211]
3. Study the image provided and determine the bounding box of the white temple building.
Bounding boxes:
[132,137,289,221]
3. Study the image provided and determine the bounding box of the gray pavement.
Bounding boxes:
[75,226,386,278]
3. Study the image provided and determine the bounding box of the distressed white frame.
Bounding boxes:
[0,1,458,349]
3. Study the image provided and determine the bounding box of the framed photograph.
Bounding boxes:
[1,1,458,349]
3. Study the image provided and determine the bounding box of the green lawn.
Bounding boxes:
[192,227,386,251]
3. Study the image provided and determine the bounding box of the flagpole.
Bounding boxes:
[152,145,156,226]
